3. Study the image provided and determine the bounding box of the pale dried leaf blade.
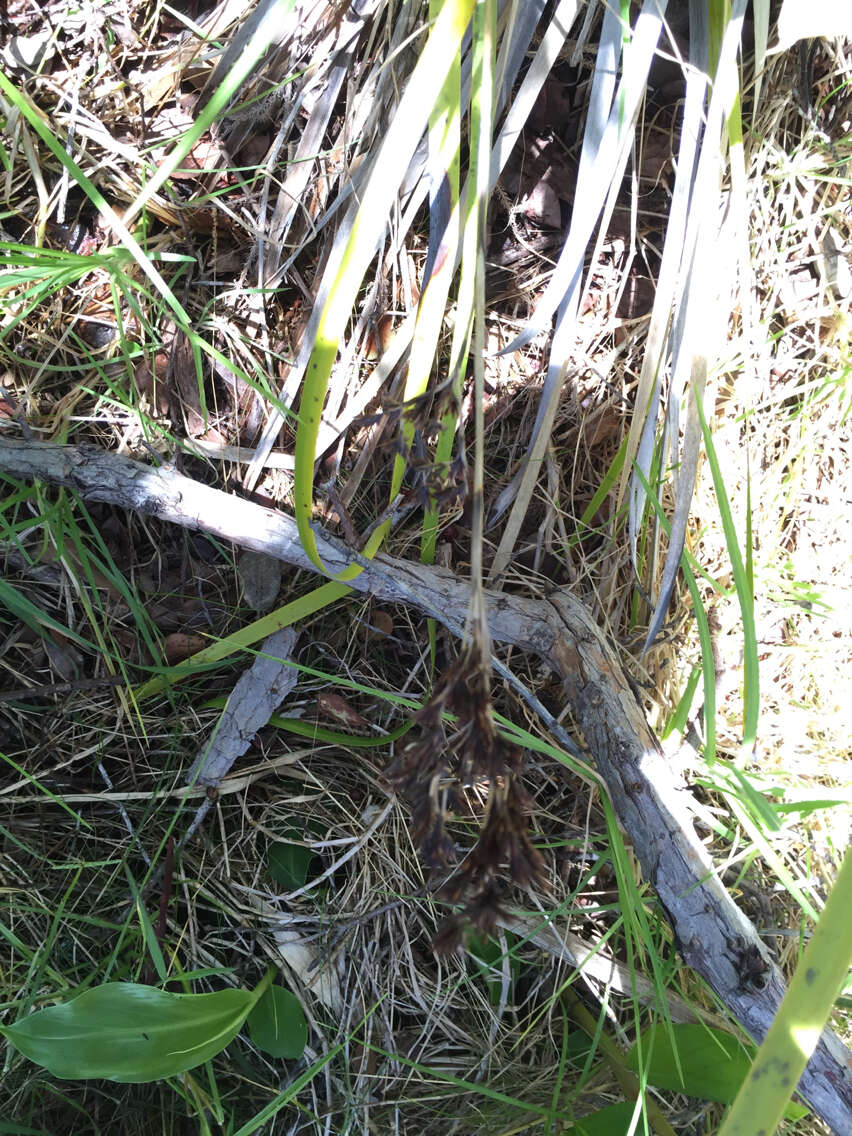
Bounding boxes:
[487,0,630,531]
[489,0,667,551]
[497,0,667,358]
[240,892,345,1014]
[273,925,343,1014]
[186,627,299,786]
[490,0,579,191]
[623,0,710,552]
[247,0,557,492]
[642,356,706,654]
[495,0,550,115]
[197,0,299,112]
[262,0,379,278]
[495,0,626,358]
[245,3,473,491]
[636,1,747,637]
[751,0,770,117]
[501,913,724,1025]
[772,0,851,53]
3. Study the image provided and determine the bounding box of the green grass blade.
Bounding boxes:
[718,847,852,1135]
[122,0,299,229]
[293,0,475,578]
[136,581,349,699]
[0,72,191,333]
[695,393,759,750]
[632,461,717,763]
[399,0,462,510]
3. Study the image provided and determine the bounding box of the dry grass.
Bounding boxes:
[0,3,850,1133]
[688,48,851,856]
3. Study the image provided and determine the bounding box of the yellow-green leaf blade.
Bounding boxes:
[2,983,255,1082]
[293,0,476,577]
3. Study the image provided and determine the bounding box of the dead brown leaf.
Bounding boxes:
[134,357,170,416]
[316,691,369,729]
[163,632,208,664]
[168,329,206,436]
[367,609,394,639]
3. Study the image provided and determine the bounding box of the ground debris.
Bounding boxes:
[186,626,298,788]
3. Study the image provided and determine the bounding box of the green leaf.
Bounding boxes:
[292,0,476,578]
[560,1029,597,1062]
[0,749,91,830]
[574,1101,637,1135]
[662,664,702,740]
[467,930,520,1007]
[774,798,849,819]
[267,818,327,890]
[0,577,93,653]
[247,985,307,1059]
[718,847,852,1134]
[1,982,256,1082]
[627,1023,751,1103]
[124,865,167,984]
[695,394,760,750]
[716,762,783,834]
[267,840,321,891]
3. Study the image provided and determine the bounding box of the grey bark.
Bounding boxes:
[1,437,849,1133]
[186,627,299,787]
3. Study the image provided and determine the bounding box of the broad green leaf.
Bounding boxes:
[627,1023,751,1102]
[1,982,257,1082]
[574,1101,637,1136]
[247,985,307,1060]
[627,1020,806,1118]
[559,1029,597,1061]
[267,837,322,891]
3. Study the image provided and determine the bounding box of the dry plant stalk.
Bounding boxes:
[386,641,545,953]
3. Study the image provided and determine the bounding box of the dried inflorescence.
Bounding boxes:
[387,645,545,954]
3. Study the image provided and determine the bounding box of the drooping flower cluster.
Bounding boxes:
[387,646,545,953]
